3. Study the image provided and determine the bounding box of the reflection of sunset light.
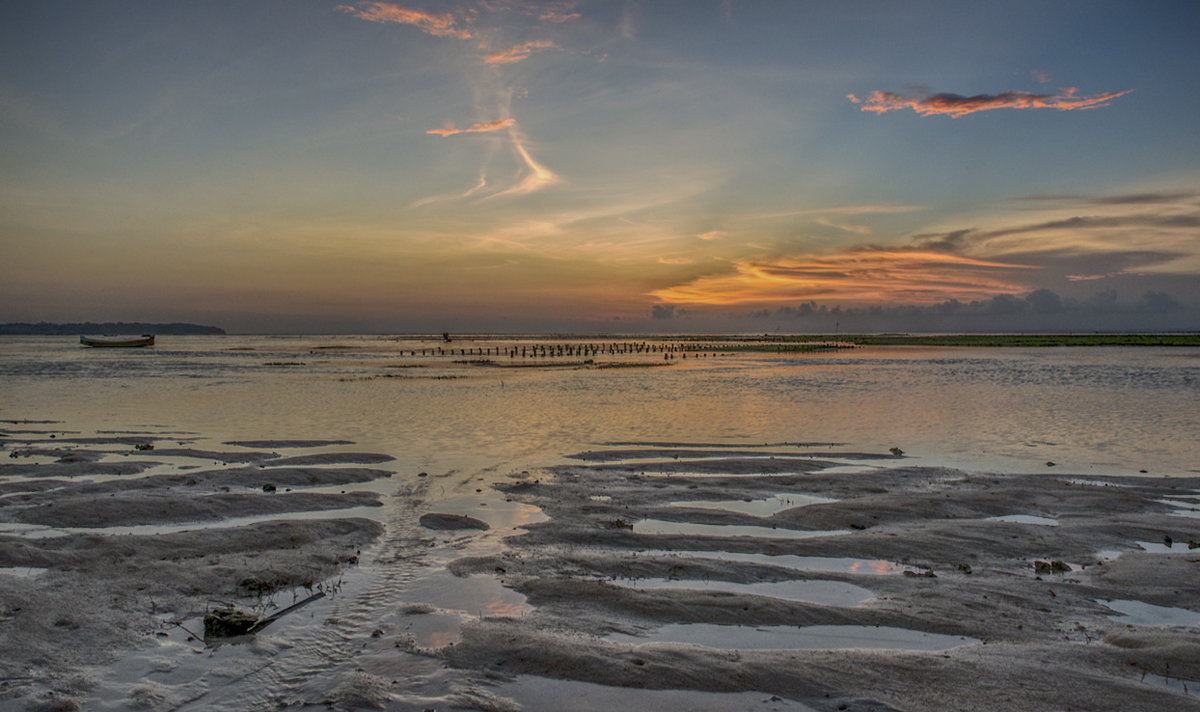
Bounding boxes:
[425,630,462,647]
[869,561,899,575]
[847,560,902,575]
[484,599,529,617]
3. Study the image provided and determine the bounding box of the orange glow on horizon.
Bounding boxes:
[648,249,1038,306]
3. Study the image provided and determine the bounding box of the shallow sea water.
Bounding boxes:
[3,335,1197,476]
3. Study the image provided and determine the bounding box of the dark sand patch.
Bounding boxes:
[419,513,491,531]
[569,447,895,462]
[225,439,355,448]
[263,452,396,466]
[0,466,391,499]
[0,460,161,478]
[11,490,381,527]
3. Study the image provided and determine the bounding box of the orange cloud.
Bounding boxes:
[847,86,1132,118]
[649,249,1036,306]
[427,118,516,137]
[337,2,472,39]
[485,40,558,64]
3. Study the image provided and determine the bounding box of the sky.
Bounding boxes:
[2,0,1199,334]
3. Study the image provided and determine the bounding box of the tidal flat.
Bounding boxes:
[2,431,1198,711]
[1,336,1198,710]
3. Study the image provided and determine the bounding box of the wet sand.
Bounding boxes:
[434,446,1200,711]
[1,430,1198,711]
[0,430,388,711]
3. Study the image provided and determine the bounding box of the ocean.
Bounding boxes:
[3,334,1197,477]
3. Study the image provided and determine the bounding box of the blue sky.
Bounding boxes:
[2,1,1198,332]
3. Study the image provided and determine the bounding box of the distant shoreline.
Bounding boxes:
[2,327,1195,346]
[0,322,225,335]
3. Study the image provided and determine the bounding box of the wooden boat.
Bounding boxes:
[80,334,155,348]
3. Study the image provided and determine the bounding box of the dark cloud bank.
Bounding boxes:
[654,289,1199,333]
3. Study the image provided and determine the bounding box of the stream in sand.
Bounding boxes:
[1,335,1198,709]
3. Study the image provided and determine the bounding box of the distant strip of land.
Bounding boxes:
[0,322,225,335]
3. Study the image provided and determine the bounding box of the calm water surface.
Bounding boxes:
[2,334,1197,477]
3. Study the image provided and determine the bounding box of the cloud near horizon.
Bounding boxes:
[486,40,559,64]
[649,249,1037,306]
[847,86,1133,117]
[427,118,516,137]
[337,2,473,39]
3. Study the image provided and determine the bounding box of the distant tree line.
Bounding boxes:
[0,322,226,335]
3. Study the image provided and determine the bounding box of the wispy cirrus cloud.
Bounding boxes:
[912,191,1200,280]
[485,40,558,64]
[427,118,516,137]
[488,131,561,197]
[816,217,872,235]
[337,2,473,39]
[847,86,1133,118]
[1012,191,1199,207]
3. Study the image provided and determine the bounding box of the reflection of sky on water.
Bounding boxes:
[4,337,1198,478]
[401,571,531,618]
[668,493,836,516]
[988,514,1059,526]
[635,550,912,576]
[1100,599,1200,626]
[610,577,875,606]
[424,493,547,530]
[607,623,977,651]
[631,519,846,539]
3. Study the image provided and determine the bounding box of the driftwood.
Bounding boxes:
[248,590,325,633]
[202,591,326,638]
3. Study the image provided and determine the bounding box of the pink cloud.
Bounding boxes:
[485,40,558,65]
[426,118,517,137]
[847,86,1132,118]
[1031,69,1053,84]
[338,2,472,39]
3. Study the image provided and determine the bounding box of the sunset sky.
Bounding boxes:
[2,1,1199,333]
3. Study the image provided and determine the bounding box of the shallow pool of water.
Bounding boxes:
[633,550,916,575]
[608,623,978,651]
[668,493,836,516]
[401,571,531,618]
[610,577,875,605]
[1100,599,1200,626]
[988,514,1059,526]
[632,519,848,539]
